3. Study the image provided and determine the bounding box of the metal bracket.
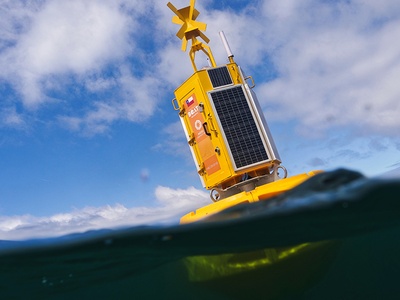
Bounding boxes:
[188,133,196,146]
[197,163,206,176]
[178,107,186,117]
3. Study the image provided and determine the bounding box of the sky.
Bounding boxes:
[1,0,400,240]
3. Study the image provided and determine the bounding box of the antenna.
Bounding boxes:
[219,31,234,63]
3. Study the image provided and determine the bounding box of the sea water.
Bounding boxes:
[1,169,400,299]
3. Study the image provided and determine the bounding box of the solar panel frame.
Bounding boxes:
[208,85,272,170]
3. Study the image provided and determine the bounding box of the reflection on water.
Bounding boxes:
[185,242,334,281]
[185,241,340,299]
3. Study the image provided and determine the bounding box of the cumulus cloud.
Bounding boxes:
[58,67,163,135]
[0,0,170,134]
[1,0,133,106]
[0,185,210,241]
[254,0,400,137]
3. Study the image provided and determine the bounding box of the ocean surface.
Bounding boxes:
[1,169,400,299]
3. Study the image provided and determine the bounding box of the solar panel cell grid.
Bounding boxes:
[210,86,269,169]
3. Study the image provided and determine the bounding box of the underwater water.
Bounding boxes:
[1,169,400,300]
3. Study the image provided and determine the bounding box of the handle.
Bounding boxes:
[245,76,255,89]
[203,122,211,136]
[171,98,180,111]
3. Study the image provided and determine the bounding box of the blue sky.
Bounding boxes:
[1,0,400,239]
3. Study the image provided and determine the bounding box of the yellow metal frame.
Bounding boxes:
[169,1,283,193]
[173,63,252,190]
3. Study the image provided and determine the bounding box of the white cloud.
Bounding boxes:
[155,185,209,209]
[253,0,400,137]
[0,185,210,241]
[0,106,26,128]
[1,0,133,107]
[0,1,42,51]
[57,66,163,135]
[155,41,194,86]
[21,1,131,74]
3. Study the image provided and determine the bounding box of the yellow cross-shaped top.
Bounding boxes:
[167,0,216,71]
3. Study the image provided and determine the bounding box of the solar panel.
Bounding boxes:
[207,66,232,88]
[209,85,270,169]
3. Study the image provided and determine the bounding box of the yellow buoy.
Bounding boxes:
[168,0,321,223]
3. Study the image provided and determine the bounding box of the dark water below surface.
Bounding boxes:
[1,169,400,299]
